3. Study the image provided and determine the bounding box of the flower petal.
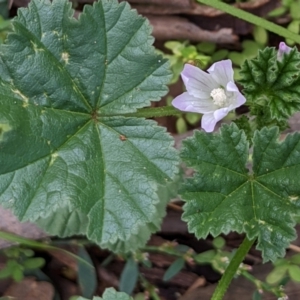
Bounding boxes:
[214,107,229,122]
[172,92,216,113]
[277,42,292,61]
[208,60,234,86]
[181,64,218,98]
[201,113,218,132]
[226,81,246,108]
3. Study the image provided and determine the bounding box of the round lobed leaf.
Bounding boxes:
[0,0,178,252]
[181,124,300,262]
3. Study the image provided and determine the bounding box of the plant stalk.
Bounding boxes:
[109,106,182,118]
[211,236,255,300]
[0,231,94,268]
[197,0,300,44]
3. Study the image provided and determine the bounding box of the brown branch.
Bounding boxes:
[147,15,238,44]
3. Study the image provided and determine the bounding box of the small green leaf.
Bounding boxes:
[286,20,300,45]
[266,265,289,284]
[290,254,300,264]
[211,49,228,62]
[212,237,225,249]
[12,267,23,282]
[23,257,45,270]
[181,45,197,59]
[181,124,300,262]
[288,265,300,282]
[290,2,300,20]
[274,258,288,267]
[252,290,262,300]
[21,249,35,257]
[253,26,268,46]
[185,113,201,125]
[197,42,216,54]
[268,7,287,17]
[0,265,12,279]
[119,257,139,295]
[77,246,97,298]
[242,40,262,57]
[194,250,216,263]
[176,117,188,134]
[133,294,145,300]
[164,41,183,54]
[228,52,245,66]
[141,259,152,268]
[283,0,293,6]
[163,257,185,281]
[175,244,190,253]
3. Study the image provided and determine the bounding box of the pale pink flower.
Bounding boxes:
[172,60,246,132]
[277,42,292,61]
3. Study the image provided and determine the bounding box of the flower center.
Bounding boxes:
[210,88,227,107]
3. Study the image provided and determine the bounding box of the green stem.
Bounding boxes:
[142,245,184,257]
[112,106,182,118]
[211,236,255,300]
[197,0,300,44]
[241,270,283,297]
[0,231,94,268]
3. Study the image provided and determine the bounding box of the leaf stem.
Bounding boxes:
[0,231,94,268]
[114,106,182,118]
[197,0,300,44]
[211,236,255,300]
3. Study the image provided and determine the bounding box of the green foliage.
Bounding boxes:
[167,96,201,134]
[213,38,266,81]
[228,40,264,71]
[176,117,188,134]
[163,257,185,281]
[252,290,262,300]
[193,236,235,274]
[0,0,179,252]
[163,40,211,84]
[0,16,11,43]
[233,115,254,144]
[239,46,300,127]
[266,253,300,284]
[212,236,226,249]
[0,246,45,282]
[77,246,97,298]
[75,288,133,300]
[180,124,300,262]
[286,20,300,45]
[119,257,139,295]
[253,26,268,46]
[268,0,300,45]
